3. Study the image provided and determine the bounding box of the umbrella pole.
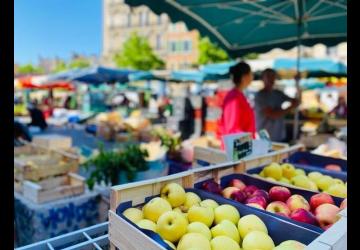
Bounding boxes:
[292,23,302,142]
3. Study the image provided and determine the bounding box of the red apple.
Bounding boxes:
[286,194,310,212]
[229,179,246,191]
[325,164,342,172]
[246,203,265,210]
[266,201,291,217]
[310,193,335,211]
[201,180,223,195]
[315,204,340,230]
[340,198,347,210]
[250,190,270,203]
[243,185,259,197]
[230,190,247,203]
[222,187,241,199]
[290,208,317,225]
[245,195,267,209]
[269,186,291,202]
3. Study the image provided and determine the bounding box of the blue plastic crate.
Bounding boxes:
[116,188,321,250]
[287,152,347,172]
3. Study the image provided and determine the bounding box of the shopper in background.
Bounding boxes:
[329,96,347,119]
[179,86,195,140]
[255,68,299,142]
[27,103,48,131]
[217,61,256,148]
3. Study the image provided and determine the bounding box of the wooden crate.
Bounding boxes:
[108,144,346,250]
[22,173,85,204]
[33,134,72,149]
[14,145,79,182]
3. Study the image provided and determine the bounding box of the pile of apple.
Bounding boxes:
[252,162,347,198]
[122,183,307,250]
[202,178,347,230]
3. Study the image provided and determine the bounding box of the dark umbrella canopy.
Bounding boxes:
[125,0,346,57]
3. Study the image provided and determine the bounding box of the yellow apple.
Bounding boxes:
[281,163,296,179]
[164,240,176,250]
[333,178,345,185]
[295,169,306,176]
[136,219,157,232]
[308,171,323,183]
[187,222,212,240]
[142,197,172,222]
[214,204,240,225]
[181,192,201,212]
[259,170,266,177]
[309,180,319,191]
[316,176,335,191]
[156,211,188,243]
[177,233,211,250]
[211,219,240,243]
[188,205,214,227]
[263,163,283,180]
[122,208,143,223]
[211,236,241,250]
[238,214,268,239]
[200,199,219,210]
[266,177,277,182]
[242,231,275,250]
[291,175,314,190]
[274,240,306,250]
[326,183,347,198]
[160,183,186,208]
[279,177,291,184]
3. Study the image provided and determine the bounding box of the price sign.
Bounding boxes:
[223,133,252,161]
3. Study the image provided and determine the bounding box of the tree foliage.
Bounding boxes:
[198,37,229,65]
[68,57,91,69]
[17,64,44,75]
[113,32,165,70]
[52,60,68,73]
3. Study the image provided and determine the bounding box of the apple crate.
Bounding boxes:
[287,151,347,172]
[22,173,85,204]
[109,172,323,250]
[193,142,301,167]
[194,172,344,232]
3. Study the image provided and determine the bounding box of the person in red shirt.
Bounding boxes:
[217,61,255,149]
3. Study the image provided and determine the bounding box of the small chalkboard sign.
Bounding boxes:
[223,133,252,161]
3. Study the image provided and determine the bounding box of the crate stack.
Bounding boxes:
[14,143,84,204]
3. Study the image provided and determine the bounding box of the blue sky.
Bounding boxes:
[14,0,102,65]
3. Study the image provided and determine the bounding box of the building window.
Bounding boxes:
[184,40,192,52]
[176,41,182,52]
[127,13,132,27]
[156,34,162,50]
[157,15,162,25]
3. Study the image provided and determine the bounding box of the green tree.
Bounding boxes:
[68,58,90,69]
[52,60,68,73]
[198,37,229,65]
[17,64,44,74]
[113,32,165,70]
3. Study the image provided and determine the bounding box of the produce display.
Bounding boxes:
[251,163,347,198]
[201,178,346,230]
[122,182,309,250]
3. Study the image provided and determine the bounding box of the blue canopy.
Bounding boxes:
[201,61,237,76]
[170,70,226,83]
[128,71,165,82]
[69,67,137,85]
[274,58,347,76]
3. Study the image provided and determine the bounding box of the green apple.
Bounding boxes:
[122,208,143,223]
[242,231,275,250]
[309,180,319,191]
[274,240,306,250]
[181,192,201,212]
[136,219,157,232]
[263,163,283,180]
[316,176,335,191]
[308,171,323,183]
[211,220,240,243]
[200,199,219,210]
[259,170,266,177]
[266,177,277,182]
[161,183,186,208]
[188,205,214,227]
[177,233,211,250]
[142,197,172,222]
[291,175,314,190]
[214,204,240,225]
[164,240,176,250]
[211,236,241,250]
[187,222,212,240]
[156,211,188,243]
[238,214,268,239]
[281,163,296,179]
[279,177,291,184]
[295,169,306,176]
[325,183,347,198]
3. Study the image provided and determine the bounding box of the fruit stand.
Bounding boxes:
[107,143,346,250]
